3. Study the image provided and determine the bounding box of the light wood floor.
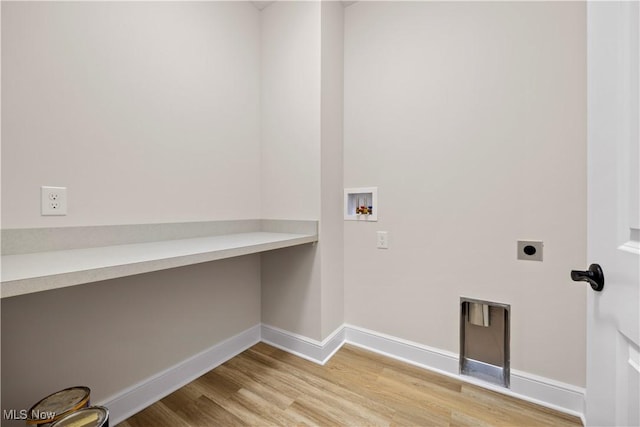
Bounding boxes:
[117,343,582,427]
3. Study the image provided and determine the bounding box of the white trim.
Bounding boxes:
[260,323,345,365]
[345,324,459,373]
[103,323,585,423]
[619,240,640,255]
[344,324,585,419]
[98,324,261,426]
[262,323,584,419]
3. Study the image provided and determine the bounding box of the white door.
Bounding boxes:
[585,2,640,426]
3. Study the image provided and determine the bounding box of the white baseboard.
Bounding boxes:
[344,324,585,419]
[101,322,584,423]
[261,323,345,365]
[99,324,261,426]
[264,323,585,420]
[345,323,460,373]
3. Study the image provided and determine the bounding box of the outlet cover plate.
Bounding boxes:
[517,240,543,261]
[377,231,389,249]
[41,186,67,216]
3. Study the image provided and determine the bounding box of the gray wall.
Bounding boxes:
[1,2,261,228]
[1,4,589,423]
[1,2,263,423]
[259,1,323,340]
[343,1,587,386]
[320,1,345,339]
[1,256,261,427]
[260,1,344,342]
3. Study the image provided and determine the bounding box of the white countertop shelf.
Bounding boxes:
[1,231,317,299]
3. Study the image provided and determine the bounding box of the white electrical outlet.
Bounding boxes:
[377,231,389,249]
[41,186,67,216]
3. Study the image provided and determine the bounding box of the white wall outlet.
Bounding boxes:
[41,186,67,216]
[377,231,389,249]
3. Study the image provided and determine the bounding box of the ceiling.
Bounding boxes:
[251,1,275,11]
[251,1,357,11]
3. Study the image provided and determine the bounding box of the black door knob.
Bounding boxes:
[571,263,604,291]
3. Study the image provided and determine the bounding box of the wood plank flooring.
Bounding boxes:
[117,343,582,427]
